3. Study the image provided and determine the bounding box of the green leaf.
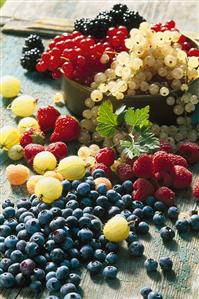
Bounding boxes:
[96,101,118,138]
[124,106,150,129]
[120,140,141,159]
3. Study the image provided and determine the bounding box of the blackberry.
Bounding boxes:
[24,34,44,52]
[74,18,90,36]
[122,11,146,30]
[20,48,41,71]
[109,4,128,24]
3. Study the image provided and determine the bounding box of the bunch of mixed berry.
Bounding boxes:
[20,35,44,71]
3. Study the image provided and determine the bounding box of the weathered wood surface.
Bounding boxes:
[0,1,199,299]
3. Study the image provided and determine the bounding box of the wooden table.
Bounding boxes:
[0,1,199,299]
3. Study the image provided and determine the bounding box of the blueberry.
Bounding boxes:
[144,258,158,272]
[4,249,12,258]
[62,208,73,218]
[16,223,25,233]
[60,283,77,296]
[64,293,82,299]
[31,268,45,281]
[122,194,132,207]
[46,277,61,291]
[128,241,144,257]
[30,232,45,246]
[126,232,138,243]
[153,212,166,226]
[20,259,35,275]
[17,229,30,241]
[46,271,56,280]
[71,180,81,189]
[62,237,74,251]
[45,296,59,299]
[148,291,163,299]
[15,273,28,287]
[94,249,106,262]
[16,240,26,252]
[70,258,80,269]
[50,248,65,263]
[115,199,125,210]
[34,255,47,268]
[106,190,119,203]
[113,184,123,194]
[121,209,132,219]
[53,228,67,243]
[122,180,133,193]
[19,211,34,223]
[45,261,57,273]
[167,206,179,220]
[25,242,40,257]
[0,258,12,271]
[50,207,62,217]
[8,263,20,275]
[0,224,11,237]
[89,190,99,200]
[105,242,119,253]
[103,265,118,279]
[108,206,121,217]
[25,218,40,234]
[4,218,18,230]
[56,266,70,280]
[66,216,78,227]
[80,197,93,208]
[29,206,40,216]
[68,273,81,286]
[38,210,53,225]
[87,260,103,274]
[50,216,66,230]
[189,214,199,231]
[62,180,72,195]
[105,252,118,264]
[92,169,105,178]
[133,208,143,219]
[4,235,18,248]
[91,218,102,233]
[175,219,190,232]
[77,182,90,196]
[159,257,173,271]
[72,208,83,219]
[85,180,95,190]
[80,245,94,260]
[30,280,42,292]
[140,286,152,298]
[93,206,105,219]
[2,199,14,209]
[66,200,79,210]
[0,215,5,225]
[160,226,175,241]
[17,199,31,210]
[137,222,150,234]
[10,250,24,262]
[143,206,154,218]
[154,201,167,212]
[78,228,93,242]
[61,259,70,267]
[0,272,15,288]
[65,193,78,202]
[38,202,50,210]
[97,183,107,195]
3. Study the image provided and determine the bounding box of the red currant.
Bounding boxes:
[63,39,74,48]
[62,61,74,79]
[117,25,128,36]
[178,35,186,44]
[76,55,87,67]
[52,69,62,79]
[107,27,118,37]
[80,38,95,52]
[188,48,199,57]
[182,41,192,51]
[165,20,176,29]
[36,61,47,72]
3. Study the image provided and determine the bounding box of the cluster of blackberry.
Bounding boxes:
[74,4,146,38]
[20,35,44,71]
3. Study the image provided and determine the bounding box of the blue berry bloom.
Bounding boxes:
[159,257,173,271]
[160,226,175,241]
[128,241,144,257]
[144,258,158,272]
[140,286,152,298]
[103,265,118,279]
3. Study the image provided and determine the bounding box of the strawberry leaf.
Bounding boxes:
[96,101,118,138]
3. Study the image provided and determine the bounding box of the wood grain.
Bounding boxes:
[0,1,199,299]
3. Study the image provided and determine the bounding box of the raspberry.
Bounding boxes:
[133,178,155,201]
[154,187,175,206]
[96,147,116,167]
[92,163,111,177]
[50,115,80,143]
[172,165,192,189]
[193,179,199,200]
[152,151,173,174]
[178,142,199,164]
[36,105,60,133]
[154,171,173,187]
[20,128,45,148]
[116,163,134,181]
[125,157,137,166]
[133,154,153,179]
[167,153,188,168]
[160,140,173,153]
[46,142,68,160]
[24,143,45,165]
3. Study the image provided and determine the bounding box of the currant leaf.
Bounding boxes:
[124,106,150,129]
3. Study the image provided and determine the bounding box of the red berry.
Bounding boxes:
[172,165,192,189]
[117,26,128,36]
[36,105,60,134]
[20,128,45,148]
[133,178,155,201]
[165,20,176,29]
[155,187,175,206]
[96,147,116,167]
[46,142,68,160]
[178,142,199,164]
[36,61,47,72]
[92,163,111,177]
[50,115,80,143]
[24,143,45,165]
[152,151,173,174]
[62,61,74,79]
[167,153,188,168]
[160,140,173,153]
[116,163,134,182]
[133,154,153,179]
[188,48,199,57]
[178,34,186,44]
[154,171,173,187]
[193,179,199,200]
[181,41,192,51]
[52,70,62,79]
[76,55,87,67]
[107,27,118,37]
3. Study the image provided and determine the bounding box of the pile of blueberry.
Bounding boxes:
[0,168,199,299]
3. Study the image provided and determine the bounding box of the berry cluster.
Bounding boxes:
[20,35,44,71]
[36,26,129,84]
[74,4,145,38]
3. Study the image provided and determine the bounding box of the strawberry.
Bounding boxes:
[36,105,60,133]
[50,115,80,143]
[24,143,45,164]
[20,128,45,148]
[46,142,68,160]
